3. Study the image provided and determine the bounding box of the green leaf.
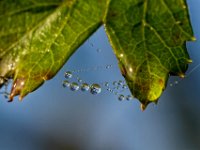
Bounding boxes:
[0,0,194,109]
[0,0,107,100]
[104,0,194,109]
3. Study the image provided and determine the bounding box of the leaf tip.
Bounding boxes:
[7,98,13,102]
[140,101,150,111]
[9,78,25,101]
[19,95,24,101]
[178,73,185,78]
[140,104,146,111]
[186,59,193,64]
[191,36,197,41]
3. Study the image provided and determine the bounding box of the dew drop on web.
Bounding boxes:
[106,65,112,69]
[62,80,70,87]
[118,80,123,86]
[64,71,73,79]
[118,94,125,101]
[122,85,127,89]
[126,95,133,101]
[104,82,109,87]
[70,82,79,91]
[62,64,135,102]
[81,83,90,92]
[113,81,118,86]
[90,84,101,95]
[78,79,83,83]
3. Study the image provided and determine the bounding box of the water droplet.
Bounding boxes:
[114,92,118,95]
[122,85,127,89]
[126,95,133,101]
[107,88,113,92]
[62,80,70,87]
[118,94,125,101]
[175,81,178,84]
[3,92,9,99]
[106,65,112,69]
[90,84,101,95]
[97,48,101,52]
[104,82,109,87]
[118,80,123,86]
[113,81,118,86]
[65,71,73,79]
[81,83,90,92]
[106,65,110,69]
[70,82,79,91]
[78,79,83,83]
[90,43,94,47]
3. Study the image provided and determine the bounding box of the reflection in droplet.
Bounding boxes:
[90,84,101,95]
[70,82,79,91]
[64,71,73,79]
[81,83,90,92]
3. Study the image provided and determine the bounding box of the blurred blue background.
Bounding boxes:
[0,0,200,150]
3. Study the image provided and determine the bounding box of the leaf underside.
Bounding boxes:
[0,0,194,109]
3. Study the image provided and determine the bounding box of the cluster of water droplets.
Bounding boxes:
[103,80,134,101]
[169,80,179,87]
[63,71,102,95]
[62,66,134,101]
[61,35,136,101]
